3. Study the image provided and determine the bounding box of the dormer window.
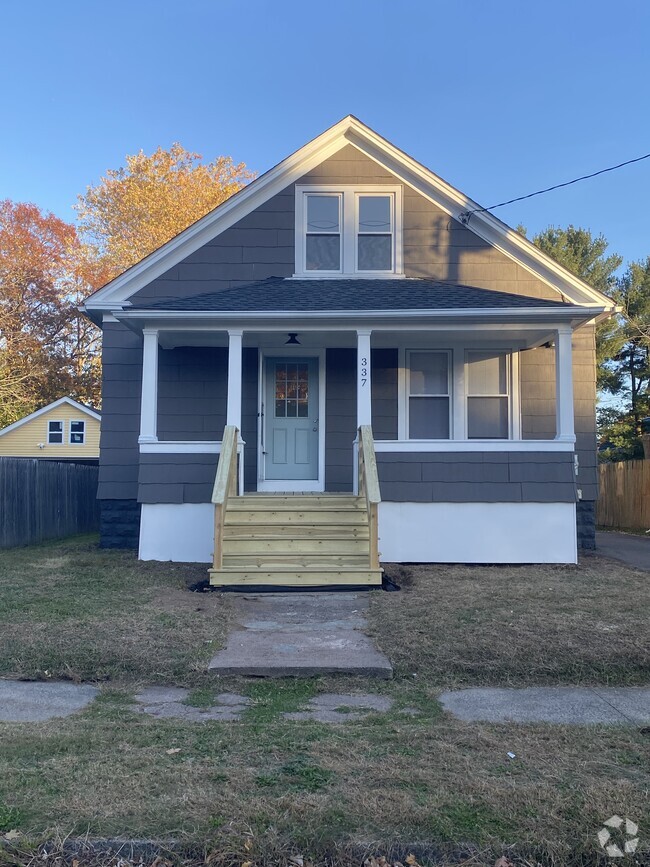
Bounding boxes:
[295,185,403,277]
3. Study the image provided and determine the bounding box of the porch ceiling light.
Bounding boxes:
[285,333,301,345]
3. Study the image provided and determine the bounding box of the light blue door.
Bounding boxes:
[264,357,319,481]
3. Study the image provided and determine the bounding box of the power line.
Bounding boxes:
[459,151,650,224]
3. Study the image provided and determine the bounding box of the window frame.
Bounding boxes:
[47,420,64,445]
[405,349,452,441]
[464,350,513,440]
[69,419,86,445]
[294,184,403,277]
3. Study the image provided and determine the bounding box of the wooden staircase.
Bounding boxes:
[208,427,383,588]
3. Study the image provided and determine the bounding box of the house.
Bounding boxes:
[82,116,615,585]
[0,397,101,462]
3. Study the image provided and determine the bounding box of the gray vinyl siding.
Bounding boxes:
[98,144,597,513]
[325,348,356,492]
[97,321,142,501]
[372,349,398,440]
[158,347,228,440]
[377,452,577,503]
[138,453,218,504]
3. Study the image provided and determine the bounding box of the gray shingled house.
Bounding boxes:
[82,116,615,587]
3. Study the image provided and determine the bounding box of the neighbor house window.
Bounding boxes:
[69,420,86,445]
[466,351,510,439]
[407,351,450,439]
[47,420,63,444]
[296,185,402,276]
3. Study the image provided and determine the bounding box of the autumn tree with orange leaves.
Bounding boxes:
[75,143,254,281]
[0,200,101,428]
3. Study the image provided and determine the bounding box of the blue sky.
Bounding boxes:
[1,0,649,268]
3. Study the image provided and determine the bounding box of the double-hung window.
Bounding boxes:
[296,185,402,276]
[407,351,451,439]
[466,351,510,439]
[70,420,86,445]
[47,420,63,444]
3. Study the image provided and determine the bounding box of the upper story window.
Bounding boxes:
[47,420,63,444]
[70,420,86,445]
[295,185,403,277]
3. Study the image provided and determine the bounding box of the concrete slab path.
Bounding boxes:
[208,592,392,678]
[596,530,650,571]
[0,680,99,722]
[439,686,650,725]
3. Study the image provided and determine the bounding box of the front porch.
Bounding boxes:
[116,304,591,573]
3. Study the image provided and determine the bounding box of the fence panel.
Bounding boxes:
[597,459,650,531]
[0,458,99,548]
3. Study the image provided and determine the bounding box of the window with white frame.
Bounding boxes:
[295,185,402,276]
[407,350,451,439]
[47,420,63,444]
[466,351,510,439]
[69,420,86,445]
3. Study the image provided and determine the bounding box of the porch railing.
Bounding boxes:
[358,425,381,570]
[211,425,239,571]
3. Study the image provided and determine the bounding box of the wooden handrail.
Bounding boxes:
[212,425,239,570]
[358,425,381,569]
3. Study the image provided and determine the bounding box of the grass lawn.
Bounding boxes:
[0,536,648,866]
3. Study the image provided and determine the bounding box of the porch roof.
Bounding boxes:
[132,277,581,314]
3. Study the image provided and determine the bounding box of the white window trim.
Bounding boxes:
[405,349,452,441]
[294,184,403,278]
[397,344,521,441]
[464,350,521,440]
[69,419,86,445]
[47,420,64,445]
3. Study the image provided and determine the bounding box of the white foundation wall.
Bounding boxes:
[139,503,214,562]
[378,502,577,564]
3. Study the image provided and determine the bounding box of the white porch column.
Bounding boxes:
[226,329,243,430]
[555,326,575,442]
[357,329,372,428]
[139,328,159,443]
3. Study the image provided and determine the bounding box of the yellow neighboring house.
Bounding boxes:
[0,397,101,461]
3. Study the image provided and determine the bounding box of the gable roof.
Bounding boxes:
[0,397,101,439]
[82,116,616,314]
[132,277,580,313]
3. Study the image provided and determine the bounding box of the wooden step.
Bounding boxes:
[221,537,369,555]
[229,497,365,511]
[222,554,370,568]
[225,509,367,525]
[223,524,369,540]
[209,567,383,587]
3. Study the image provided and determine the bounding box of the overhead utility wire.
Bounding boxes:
[458,151,650,224]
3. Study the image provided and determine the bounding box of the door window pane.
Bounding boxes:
[275,363,309,417]
[409,398,450,439]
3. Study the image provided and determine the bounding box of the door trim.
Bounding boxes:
[257,348,326,492]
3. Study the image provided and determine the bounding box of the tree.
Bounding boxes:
[0,200,101,427]
[75,143,255,281]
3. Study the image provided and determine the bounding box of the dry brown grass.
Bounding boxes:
[373,554,650,687]
[0,540,648,864]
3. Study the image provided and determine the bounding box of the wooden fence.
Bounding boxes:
[597,458,650,531]
[0,458,100,548]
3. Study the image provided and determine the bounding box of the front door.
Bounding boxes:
[263,357,319,484]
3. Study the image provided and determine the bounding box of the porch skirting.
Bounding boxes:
[136,500,577,565]
[378,501,577,564]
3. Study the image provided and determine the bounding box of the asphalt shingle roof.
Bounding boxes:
[133,277,575,313]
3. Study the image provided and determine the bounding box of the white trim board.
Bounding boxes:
[374,439,575,452]
[0,397,101,439]
[378,502,577,564]
[83,116,616,314]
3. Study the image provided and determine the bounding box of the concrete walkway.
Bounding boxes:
[596,530,650,571]
[439,686,650,725]
[0,680,99,722]
[208,592,392,677]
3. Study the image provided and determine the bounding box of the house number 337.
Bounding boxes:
[360,357,368,387]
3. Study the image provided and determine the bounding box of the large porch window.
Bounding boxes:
[406,350,451,439]
[466,351,510,439]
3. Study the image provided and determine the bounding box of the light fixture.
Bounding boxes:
[285,333,300,345]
